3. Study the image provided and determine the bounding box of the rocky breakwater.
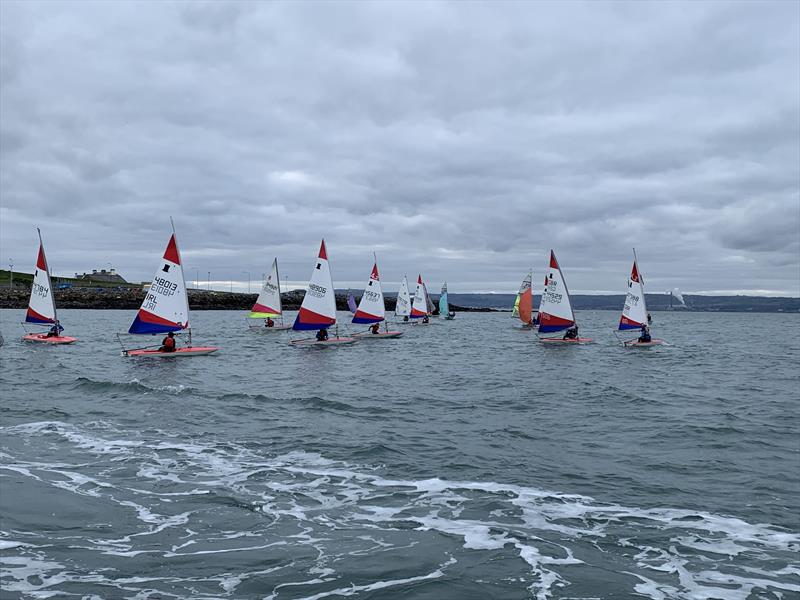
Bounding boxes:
[0,286,485,313]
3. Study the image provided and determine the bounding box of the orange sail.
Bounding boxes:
[518,288,533,325]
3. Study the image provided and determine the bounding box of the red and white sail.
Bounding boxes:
[293,239,337,330]
[250,258,282,318]
[395,275,411,318]
[25,230,57,325]
[538,250,576,333]
[619,256,648,330]
[129,231,190,334]
[352,262,385,324]
[411,275,429,319]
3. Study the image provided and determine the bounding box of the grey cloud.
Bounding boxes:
[0,0,798,296]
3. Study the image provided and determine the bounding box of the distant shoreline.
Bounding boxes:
[0,286,797,313]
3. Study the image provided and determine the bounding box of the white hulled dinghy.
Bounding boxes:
[122,223,219,357]
[351,260,403,340]
[248,258,291,331]
[395,275,413,324]
[440,282,456,320]
[618,251,663,347]
[537,250,592,344]
[22,229,77,344]
[290,240,356,346]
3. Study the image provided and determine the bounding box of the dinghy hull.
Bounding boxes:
[539,337,593,344]
[22,334,77,345]
[125,347,219,357]
[248,324,292,332]
[290,337,357,347]
[352,331,403,340]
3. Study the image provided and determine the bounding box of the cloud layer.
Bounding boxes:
[1,1,798,295]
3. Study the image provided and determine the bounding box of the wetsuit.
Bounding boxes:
[563,326,578,340]
[638,327,651,343]
[370,324,380,334]
[316,329,329,342]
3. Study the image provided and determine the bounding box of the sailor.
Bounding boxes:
[316,328,329,342]
[422,315,430,324]
[647,313,653,325]
[403,315,409,322]
[638,324,652,343]
[160,331,177,352]
[265,317,274,328]
[45,321,63,338]
[369,323,380,334]
[563,324,578,340]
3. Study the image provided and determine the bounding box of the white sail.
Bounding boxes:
[395,275,411,317]
[619,255,648,330]
[129,229,190,334]
[250,258,282,318]
[353,262,385,323]
[293,239,337,330]
[411,275,429,318]
[25,229,57,325]
[537,250,576,333]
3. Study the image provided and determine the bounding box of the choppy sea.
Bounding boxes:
[1,309,798,599]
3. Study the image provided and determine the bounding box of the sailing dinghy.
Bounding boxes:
[395,275,413,324]
[516,270,538,329]
[248,258,291,331]
[440,282,455,319]
[22,229,77,344]
[410,275,431,323]
[351,260,403,340]
[618,251,663,347]
[290,240,356,346]
[538,250,592,344]
[122,224,218,357]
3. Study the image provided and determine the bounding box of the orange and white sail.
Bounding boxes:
[353,262,385,324]
[518,270,533,325]
[293,240,337,330]
[538,250,576,333]
[411,275,429,319]
[25,229,57,325]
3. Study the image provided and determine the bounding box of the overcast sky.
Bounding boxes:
[1,1,798,295]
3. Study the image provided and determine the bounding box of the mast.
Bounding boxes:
[633,248,647,318]
[170,217,191,333]
[37,227,57,324]
[274,258,284,325]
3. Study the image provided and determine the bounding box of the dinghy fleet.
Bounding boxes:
[18,224,663,355]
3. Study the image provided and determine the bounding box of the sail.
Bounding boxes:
[347,293,358,314]
[424,282,435,314]
[129,232,190,334]
[25,230,57,325]
[538,250,576,333]
[353,263,385,324]
[518,271,533,325]
[293,239,337,330]
[619,259,648,330]
[411,275,429,318]
[512,294,520,317]
[395,275,411,317]
[439,282,449,315]
[249,258,282,318]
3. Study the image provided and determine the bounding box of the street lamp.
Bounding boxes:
[207,271,211,291]
[242,271,251,294]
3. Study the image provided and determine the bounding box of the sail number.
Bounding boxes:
[364,290,380,301]
[32,282,49,299]
[152,277,178,296]
[308,283,326,298]
[624,291,640,312]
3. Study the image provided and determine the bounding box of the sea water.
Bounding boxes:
[0,309,798,599]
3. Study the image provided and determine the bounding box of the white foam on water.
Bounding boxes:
[3,425,798,599]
